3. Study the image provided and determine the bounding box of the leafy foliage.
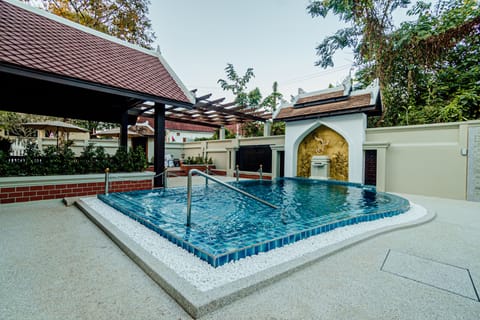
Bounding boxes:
[271,121,286,135]
[218,63,261,107]
[0,137,12,154]
[71,119,116,134]
[23,0,156,48]
[0,112,55,137]
[218,65,285,137]
[241,121,264,137]
[261,82,283,112]
[0,111,114,137]
[0,142,147,177]
[182,155,213,165]
[308,0,480,126]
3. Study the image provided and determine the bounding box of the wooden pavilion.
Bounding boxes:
[0,0,270,186]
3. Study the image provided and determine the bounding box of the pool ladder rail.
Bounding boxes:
[186,169,278,226]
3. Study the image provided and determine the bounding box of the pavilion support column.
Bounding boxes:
[226,144,239,177]
[219,126,226,140]
[120,111,129,150]
[270,145,284,180]
[263,120,272,137]
[154,103,166,188]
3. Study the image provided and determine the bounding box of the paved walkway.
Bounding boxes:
[1,187,479,319]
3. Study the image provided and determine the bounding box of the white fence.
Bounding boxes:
[8,138,117,156]
[10,138,27,156]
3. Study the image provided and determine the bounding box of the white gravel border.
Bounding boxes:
[81,197,426,292]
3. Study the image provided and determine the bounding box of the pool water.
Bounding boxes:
[98,178,410,267]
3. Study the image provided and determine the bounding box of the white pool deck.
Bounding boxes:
[1,177,479,319]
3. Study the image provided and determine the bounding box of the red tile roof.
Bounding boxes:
[295,89,345,105]
[0,0,193,105]
[275,77,381,121]
[276,93,374,120]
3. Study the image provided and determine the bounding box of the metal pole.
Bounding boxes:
[186,169,277,226]
[236,164,239,182]
[186,169,193,226]
[104,168,110,195]
[205,164,209,186]
[259,164,263,180]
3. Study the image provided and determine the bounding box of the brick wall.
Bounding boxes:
[234,173,272,180]
[0,179,152,204]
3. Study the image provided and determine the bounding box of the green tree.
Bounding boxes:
[308,0,410,124]
[358,0,480,126]
[218,65,286,137]
[0,112,56,137]
[71,119,116,135]
[261,82,285,135]
[23,0,155,48]
[261,81,283,112]
[308,0,480,126]
[218,63,262,108]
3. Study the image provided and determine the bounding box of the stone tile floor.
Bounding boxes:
[1,181,479,319]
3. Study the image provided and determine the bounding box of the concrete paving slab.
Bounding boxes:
[381,250,479,301]
[1,193,480,319]
[0,200,190,320]
[78,197,434,318]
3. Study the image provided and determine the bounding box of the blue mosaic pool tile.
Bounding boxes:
[275,238,282,248]
[98,178,410,268]
[217,255,226,266]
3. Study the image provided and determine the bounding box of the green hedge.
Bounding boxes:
[0,142,147,177]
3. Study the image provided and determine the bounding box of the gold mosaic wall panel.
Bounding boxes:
[297,126,348,181]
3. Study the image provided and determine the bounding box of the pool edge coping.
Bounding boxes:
[75,199,435,319]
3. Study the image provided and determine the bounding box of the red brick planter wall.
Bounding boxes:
[0,179,152,204]
[234,173,272,180]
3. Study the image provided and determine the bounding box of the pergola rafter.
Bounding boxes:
[130,91,272,128]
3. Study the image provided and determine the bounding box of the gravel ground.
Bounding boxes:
[82,197,426,291]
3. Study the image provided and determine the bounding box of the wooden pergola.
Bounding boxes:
[0,0,273,188]
[130,91,272,129]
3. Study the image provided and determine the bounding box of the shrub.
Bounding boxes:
[130,146,147,172]
[111,147,129,172]
[79,143,96,174]
[94,146,110,173]
[58,144,76,175]
[0,151,14,176]
[0,142,147,177]
[0,137,12,154]
[23,141,42,176]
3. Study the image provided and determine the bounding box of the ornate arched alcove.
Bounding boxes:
[296,125,348,181]
[274,76,380,183]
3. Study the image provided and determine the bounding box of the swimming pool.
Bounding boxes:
[98,178,410,267]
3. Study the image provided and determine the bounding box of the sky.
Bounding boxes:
[148,0,355,103]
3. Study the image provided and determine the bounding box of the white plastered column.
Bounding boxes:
[363,141,390,191]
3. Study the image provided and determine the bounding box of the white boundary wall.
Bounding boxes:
[366,120,480,200]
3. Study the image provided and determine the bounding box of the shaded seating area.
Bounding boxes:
[0,0,274,187]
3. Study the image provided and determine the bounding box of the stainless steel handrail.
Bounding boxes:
[258,164,263,180]
[104,168,110,195]
[186,169,278,226]
[153,168,169,188]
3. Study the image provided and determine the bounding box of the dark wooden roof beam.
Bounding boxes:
[165,116,221,128]
[194,93,213,102]
[193,97,226,108]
